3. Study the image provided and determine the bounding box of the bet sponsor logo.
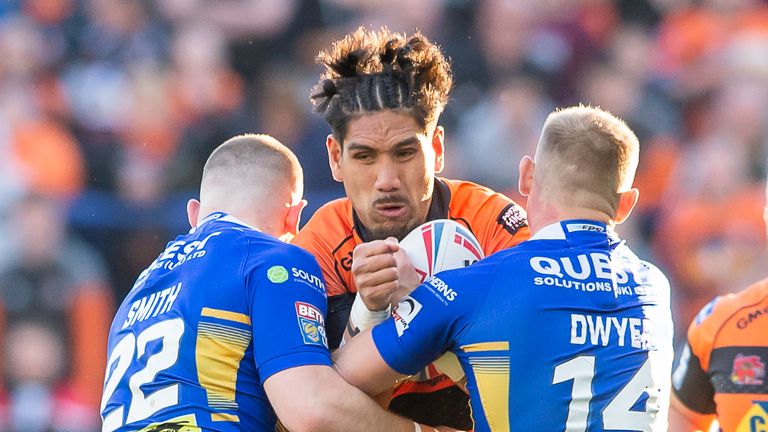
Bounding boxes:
[496,203,527,235]
[295,302,327,347]
[267,265,289,283]
[393,296,422,336]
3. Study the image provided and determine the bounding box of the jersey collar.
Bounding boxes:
[530,219,621,246]
[352,178,451,243]
[191,212,261,234]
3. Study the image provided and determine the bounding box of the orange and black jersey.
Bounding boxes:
[293,177,530,349]
[293,177,528,429]
[673,278,768,432]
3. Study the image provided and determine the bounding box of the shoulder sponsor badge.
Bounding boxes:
[295,302,327,347]
[497,203,527,235]
[393,296,422,336]
[731,354,765,385]
[694,297,718,326]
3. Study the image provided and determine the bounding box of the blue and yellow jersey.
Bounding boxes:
[100,212,330,431]
[372,220,674,431]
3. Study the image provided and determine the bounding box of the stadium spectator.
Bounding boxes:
[334,105,674,432]
[0,194,112,430]
[669,157,768,431]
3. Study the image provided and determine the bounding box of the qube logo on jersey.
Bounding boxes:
[731,354,766,385]
[393,296,422,336]
[295,302,327,347]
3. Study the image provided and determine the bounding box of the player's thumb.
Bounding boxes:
[384,236,400,252]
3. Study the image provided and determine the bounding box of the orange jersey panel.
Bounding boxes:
[673,278,768,432]
[293,177,530,298]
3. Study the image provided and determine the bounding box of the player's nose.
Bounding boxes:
[374,159,401,192]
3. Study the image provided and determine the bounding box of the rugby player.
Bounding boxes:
[99,135,449,431]
[670,164,768,430]
[293,27,529,429]
[332,106,675,431]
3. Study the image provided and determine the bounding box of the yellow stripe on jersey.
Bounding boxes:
[462,341,509,352]
[212,413,240,422]
[201,307,252,325]
[462,342,510,431]
[196,320,251,420]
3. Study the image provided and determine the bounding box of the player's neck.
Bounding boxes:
[528,201,615,236]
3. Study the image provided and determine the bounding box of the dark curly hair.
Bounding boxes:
[311,27,453,145]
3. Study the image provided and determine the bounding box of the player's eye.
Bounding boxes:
[396,148,417,160]
[351,152,375,163]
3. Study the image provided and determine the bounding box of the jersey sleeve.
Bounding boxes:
[246,243,332,381]
[371,268,483,375]
[447,180,530,255]
[671,297,720,414]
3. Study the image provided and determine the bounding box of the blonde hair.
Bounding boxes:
[534,105,639,216]
[201,134,303,211]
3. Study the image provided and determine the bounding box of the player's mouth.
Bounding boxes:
[373,200,408,219]
[375,204,407,219]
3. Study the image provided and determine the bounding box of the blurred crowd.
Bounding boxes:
[0,0,766,429]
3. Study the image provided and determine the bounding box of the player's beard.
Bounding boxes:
[368,219,421,241]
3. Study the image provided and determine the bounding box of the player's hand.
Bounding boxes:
[352,238,400,311]
[391,246,421,303]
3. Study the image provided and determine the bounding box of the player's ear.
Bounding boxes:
[279,199,306,242]
[431,125,445,173]
[327,134,343,182]
[518,156,535,196]
[187,199,201,228]
[614,188,639,225]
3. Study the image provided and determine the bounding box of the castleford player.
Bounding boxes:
[293,27,529,428]
[670,167,768,431]
[333,106,675,431]
[99,135,449,432]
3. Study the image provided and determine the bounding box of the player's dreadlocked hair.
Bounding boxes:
[311,27,453,144]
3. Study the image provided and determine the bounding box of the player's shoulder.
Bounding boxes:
[688,278,768,353]
[294,197,354,243]
[440,177,528,234]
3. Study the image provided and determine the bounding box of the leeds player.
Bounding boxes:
[334,106,675,431]
[100,135,450,432]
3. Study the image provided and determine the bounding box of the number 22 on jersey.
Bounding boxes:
[100,318,185,432]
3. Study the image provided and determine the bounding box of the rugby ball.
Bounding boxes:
[399,219,485,283]
[398,219,483,383]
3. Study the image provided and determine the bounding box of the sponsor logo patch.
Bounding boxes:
[731,354,766,385]
[496,203,527,235]
[267,265,289,283]
[735,401,768,431]
[393,296,422,336]
[295,302,327,347]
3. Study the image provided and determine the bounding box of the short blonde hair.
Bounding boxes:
[535,105,639,216]
[201,134,303,209]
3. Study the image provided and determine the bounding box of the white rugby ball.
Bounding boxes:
[399,219,485,284]
[398,219,483,383]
